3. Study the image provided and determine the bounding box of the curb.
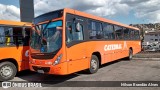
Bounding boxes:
[133,58,160,60]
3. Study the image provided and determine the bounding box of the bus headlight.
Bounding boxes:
[45,61,52,65]
[30,59,36,64]
[53,54,63,65]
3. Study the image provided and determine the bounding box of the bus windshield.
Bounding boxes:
[30,20,62,53]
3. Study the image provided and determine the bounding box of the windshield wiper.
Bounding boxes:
[39,20,52,52]
[42,20,52,36]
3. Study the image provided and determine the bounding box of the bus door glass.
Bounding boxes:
[0,27,5,47]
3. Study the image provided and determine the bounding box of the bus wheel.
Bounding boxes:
[87,55,99,74]
[0,62,17,81]
[127,49,133,60]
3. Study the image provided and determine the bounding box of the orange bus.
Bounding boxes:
[0,20,31,81]
[29,8,141,75]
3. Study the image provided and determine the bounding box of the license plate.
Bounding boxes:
[37,70,44,73]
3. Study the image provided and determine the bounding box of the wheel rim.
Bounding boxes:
[91,59,97,70]
[0,65,13,78]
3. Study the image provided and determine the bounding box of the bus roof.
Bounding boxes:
[63,8,139,30]
[0,20,32,27]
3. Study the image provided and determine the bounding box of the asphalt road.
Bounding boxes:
[2,57,160,90]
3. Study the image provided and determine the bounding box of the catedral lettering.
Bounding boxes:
[29,8,141,76]
[0,20,31,81]
[104,44,122,51]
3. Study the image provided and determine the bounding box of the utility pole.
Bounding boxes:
[19,0,34,22]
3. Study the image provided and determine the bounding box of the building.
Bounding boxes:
[130,23,160,41]
[143,31,160,45]
[142,30,160,51]
[130,23,160,50]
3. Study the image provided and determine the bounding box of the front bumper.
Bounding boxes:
[29,61,68,75]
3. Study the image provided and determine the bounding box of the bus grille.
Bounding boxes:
[31,53,55,59]
[32,66,50,73]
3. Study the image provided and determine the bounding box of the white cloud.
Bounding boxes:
[34,0,129,17]
[84,0,130,17]
[34,0,160,23]
[0,4,20,21]
[34,0,72,16]
[121,0,160,23]
[0,0,159,23]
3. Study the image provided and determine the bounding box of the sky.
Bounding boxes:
[0,0,160,25]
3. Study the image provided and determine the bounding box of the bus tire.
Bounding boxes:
[87,55,99,74]
[126,49,133,60]
[0,62,17,81]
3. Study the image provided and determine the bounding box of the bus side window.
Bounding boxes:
[103,24,115,40]
[96,22,103,39]
[135,30,140,40]
[0,27,5,46]
[5,27,13,46]
[124,28,130,40]
[114,25,123,40]
[12,27,23,46]
[130,29,135,40]
[89,21,103,39]
[89,21,96,39]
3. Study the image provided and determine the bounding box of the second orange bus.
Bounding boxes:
[0,20,31,81]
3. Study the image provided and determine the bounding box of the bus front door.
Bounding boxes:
[66,14,89,74]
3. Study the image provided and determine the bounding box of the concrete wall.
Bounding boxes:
[19,0,34,22]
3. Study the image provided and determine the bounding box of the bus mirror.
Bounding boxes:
[76,23,81,32]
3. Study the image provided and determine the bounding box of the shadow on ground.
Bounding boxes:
[15,58,128,86]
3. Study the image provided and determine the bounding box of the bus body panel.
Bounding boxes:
[66,42,89,74]
[67,40,140,66]
[0,46,29,71]
[29,61,68,75]
[29,47,69,75]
